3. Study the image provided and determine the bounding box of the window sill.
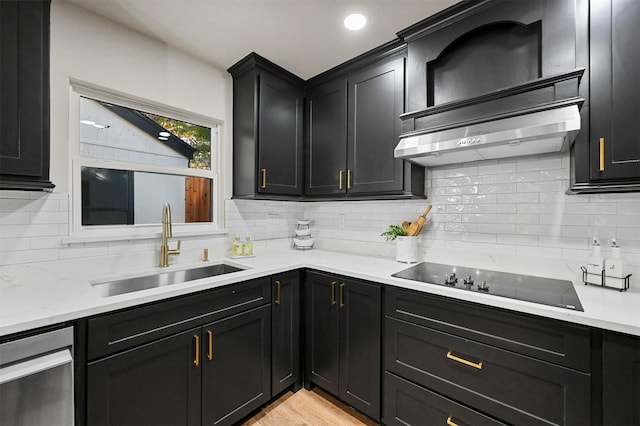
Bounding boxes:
[62,227,228,245]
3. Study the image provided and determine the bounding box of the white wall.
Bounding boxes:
[49,1,232,197]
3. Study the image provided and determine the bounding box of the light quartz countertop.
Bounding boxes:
[1,240,639,338]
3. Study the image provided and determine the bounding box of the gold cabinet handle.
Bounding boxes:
[275,281,281,305]
[347,170,352,190]
[207,330,213,361]
[339,170,344,190]
[599,138,605,172]
[446,351,482,370]
[330,281,337,305]
[446,416,459,426]
[339,283,345,308]
[261,168,267,188]
[194,335,200,366]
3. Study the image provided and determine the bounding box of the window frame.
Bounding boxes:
[66,80,225,243]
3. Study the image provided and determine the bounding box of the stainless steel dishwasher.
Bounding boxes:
[0,326,74,425]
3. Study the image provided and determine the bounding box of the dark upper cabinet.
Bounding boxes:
[306,49,424,198]
[305,79,347,196]
[271,271,301,396]
[602,332,640,426]
[305,270,381,420]
[581,0,640,191]
[228,53,304,198]
[347,56,405,195]
[0,0,54,190]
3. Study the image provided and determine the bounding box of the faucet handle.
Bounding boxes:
[173,240,181,252]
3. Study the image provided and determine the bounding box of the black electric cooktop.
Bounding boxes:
[392,262,583,311]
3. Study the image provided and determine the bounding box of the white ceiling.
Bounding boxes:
[62,0,459,80]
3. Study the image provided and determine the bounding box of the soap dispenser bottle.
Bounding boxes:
[243,234,253,256]
[232,234,243,257]
[586,237,604,284]
[606,239,625,280]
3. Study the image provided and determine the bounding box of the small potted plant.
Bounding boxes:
[381,224,418,263]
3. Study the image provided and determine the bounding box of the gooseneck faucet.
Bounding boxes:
[160,203,181,267]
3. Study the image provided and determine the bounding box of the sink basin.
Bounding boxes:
[92,263,246,297]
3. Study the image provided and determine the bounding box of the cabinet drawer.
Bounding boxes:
[383,371,507,426]
[88,277,271,360]
[385,317,590,426]
[385,286,590,371]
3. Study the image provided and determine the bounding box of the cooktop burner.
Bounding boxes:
[392,262,583,311]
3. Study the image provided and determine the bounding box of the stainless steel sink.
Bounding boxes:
[92,263,246,297]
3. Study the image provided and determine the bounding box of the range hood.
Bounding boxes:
[395,69,585,167]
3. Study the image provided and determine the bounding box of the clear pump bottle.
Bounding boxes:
[606,239,624,279]
[586,237,604,283]
[232,234,243,257]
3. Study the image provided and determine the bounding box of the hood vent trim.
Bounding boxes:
[395,68,585,167]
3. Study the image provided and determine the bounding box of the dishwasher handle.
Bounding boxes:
[0,349,72,385]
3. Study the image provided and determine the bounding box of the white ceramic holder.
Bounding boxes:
[396,236,418,263]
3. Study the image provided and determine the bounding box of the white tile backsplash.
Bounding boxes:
[1,152,639,278]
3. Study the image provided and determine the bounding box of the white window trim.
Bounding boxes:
[65,79,226,244]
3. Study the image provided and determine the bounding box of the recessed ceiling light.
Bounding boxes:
[159,131,171,137]
[80,120,95,125]
[344,13,366,31]
[158,136,169,141]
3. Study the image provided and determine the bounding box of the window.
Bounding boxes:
[69,81,223,241]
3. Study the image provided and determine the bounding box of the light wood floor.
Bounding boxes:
[242,388,379,426]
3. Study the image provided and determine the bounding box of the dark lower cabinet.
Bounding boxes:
[87,328,201,426]
[384,371,508,426]
[305,271,381,420]
[271,272,301,395]
[602,331,640,426]
[0,0,53,190]
[202,306,271,425]
[383,287,591,426]
[85,279,272,426]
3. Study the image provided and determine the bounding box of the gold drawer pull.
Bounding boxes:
[446,351,483,370]
[194,335,200,366]
[339,283,345,308]
[331,281,337,305]
[207,330,213,361]
[599,138,605,172]
[261,168,267,188]
[347,169,352,189]
[275,281,281,304]
[446,416,459,426]
[339,170,344,190]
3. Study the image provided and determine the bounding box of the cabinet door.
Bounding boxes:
[602,332,640,426]
[201,305,271,426]
[590,0,640,183]
[0,0,53,190]
[306,79,348,196]
[347,56,405,194]
[272,272,300,395]
[87,328,201,426]
[305,271,340,395]
[258,70,304,195]
[338,278,381,420]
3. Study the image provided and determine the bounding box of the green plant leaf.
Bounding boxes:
[381,224,407,242]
